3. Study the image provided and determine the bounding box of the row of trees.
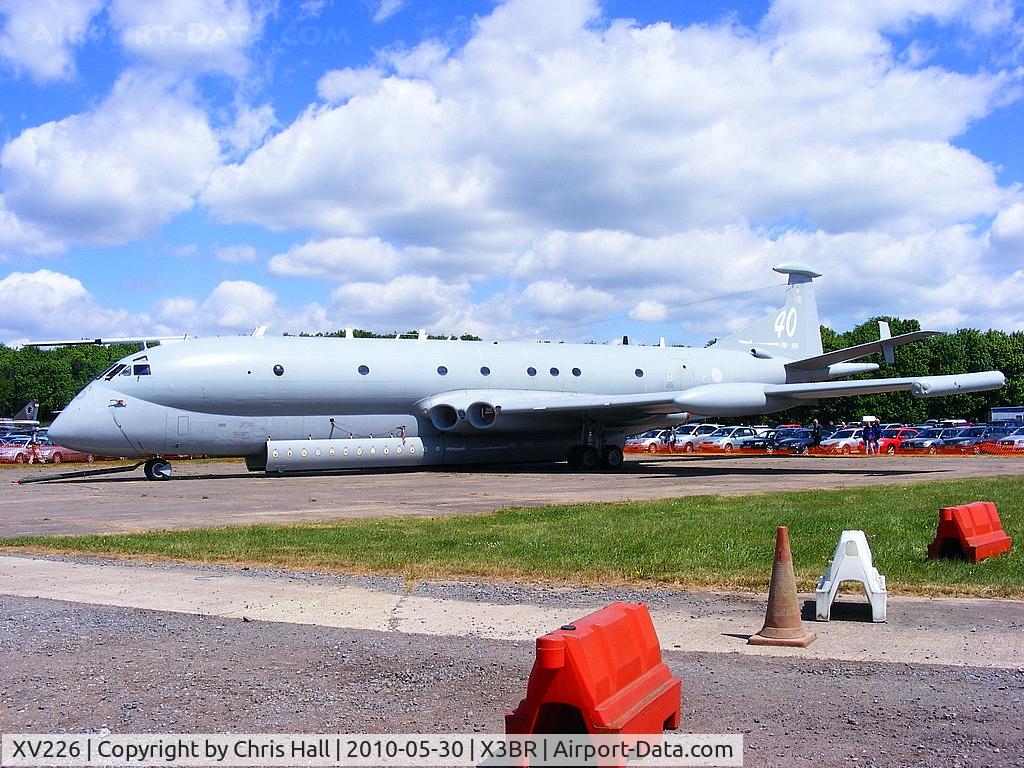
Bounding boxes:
[0,319,1019,424]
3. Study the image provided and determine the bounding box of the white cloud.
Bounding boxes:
[203,0,1017,251]
[269,237,399,281]
[0,269,146,341]
[316,67,384,103]
[108,0,269,76]
[0,0,103,81]
[0,72,220,245]
[330,275,472,330]
[222,102,277,155]
[373,0,404,24]
[629,301,668,323]
[159,279,275,331]
[213,244,257,263]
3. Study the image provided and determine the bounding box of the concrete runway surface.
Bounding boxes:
[1,556,1022,768]
[2,454,1021,767]
[2,453,1020,537]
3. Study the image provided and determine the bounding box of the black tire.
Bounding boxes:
[601,445,624,470]
[886,445,896,455]
[577,446,600,472]
[646,443,657,453]
[51,453,62,464]
[144,458,172,481]
[14,453,25,464]
[684,442,694,453]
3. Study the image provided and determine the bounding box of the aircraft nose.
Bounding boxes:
[48,385,126,455]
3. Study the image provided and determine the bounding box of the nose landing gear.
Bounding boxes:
[143,457,173,481]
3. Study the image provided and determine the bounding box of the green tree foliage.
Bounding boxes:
[786,318,1024,424]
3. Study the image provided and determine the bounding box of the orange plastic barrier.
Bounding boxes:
[506,602,681,742]
[927,501,1012,562]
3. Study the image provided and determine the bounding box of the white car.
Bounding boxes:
[697,426,758,452]
[997,426,1024,450]
[627,429,672,452]
[819,428,865,454]
[674,423,724,453]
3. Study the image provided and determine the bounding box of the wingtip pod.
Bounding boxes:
[910,371,1006,398]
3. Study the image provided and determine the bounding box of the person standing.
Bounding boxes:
[811,419,823,451]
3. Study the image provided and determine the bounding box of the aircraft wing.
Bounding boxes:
[418,369,1006,428]
[784,330,940,371]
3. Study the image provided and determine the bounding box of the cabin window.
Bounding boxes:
[527,366,537,377]
[133,364,152,376]
[103,364,126,380]
[273,364,285,376]
[437,366,448,376]
[634,368,644,378]
[572,367,582,377]
[480,366,491,376]
[550,367,559,376]
[358,365,370,375]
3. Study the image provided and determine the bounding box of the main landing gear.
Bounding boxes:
[143,457,173,481]
[569,418,625,472]
[568,444,624,472]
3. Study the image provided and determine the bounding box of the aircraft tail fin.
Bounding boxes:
[710,263,823,359]
[13,400,38,423]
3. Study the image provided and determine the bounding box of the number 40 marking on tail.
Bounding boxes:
[775,307,798,338]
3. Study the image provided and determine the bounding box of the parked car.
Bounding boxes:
[0,435,93,464]
[736,429,776,450]
[877,427,919,455]
[674,423,724,452]
[940,425,1012,454]
[698,426,759,452]
[626,429,673,452]
[900,427,967,453]
[819,428,865,454]
[996,426,1024,450]
[773,428,818,454]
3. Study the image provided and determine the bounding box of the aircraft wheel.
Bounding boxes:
[144,457,172,481]
[601,445,624,470]
[886,445,896,455]
[575,446,600,472]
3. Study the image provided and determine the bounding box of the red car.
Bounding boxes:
[877,427,919,455]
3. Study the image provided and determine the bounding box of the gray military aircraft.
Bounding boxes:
[43,264,1005,480]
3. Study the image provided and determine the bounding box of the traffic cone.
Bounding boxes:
[748,526,816,647]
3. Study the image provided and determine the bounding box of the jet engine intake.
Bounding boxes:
[428,404,459,431]
[467,401,498,430]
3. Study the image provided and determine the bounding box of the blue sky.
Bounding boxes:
[0,0,1022,345]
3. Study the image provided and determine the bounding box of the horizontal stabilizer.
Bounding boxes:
[785,330,939,372]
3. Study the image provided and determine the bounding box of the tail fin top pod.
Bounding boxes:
[711,263,823,359]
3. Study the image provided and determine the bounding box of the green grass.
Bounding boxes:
[3,476,1022,596]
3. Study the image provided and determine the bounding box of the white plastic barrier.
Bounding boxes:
[815,530,887,622]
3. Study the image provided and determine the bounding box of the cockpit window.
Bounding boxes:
[133,364,152,376]
[119,366,132,376]
[102,364,127,380]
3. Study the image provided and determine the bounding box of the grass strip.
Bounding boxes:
[3,477,1021,596]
